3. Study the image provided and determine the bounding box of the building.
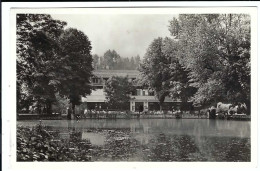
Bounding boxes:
[81,70,188,112]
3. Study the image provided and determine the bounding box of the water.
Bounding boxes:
[17,119,251,161]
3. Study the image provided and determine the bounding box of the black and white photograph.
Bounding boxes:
[2,3,259,170]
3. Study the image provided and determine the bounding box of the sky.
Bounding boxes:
[51,14,175,58]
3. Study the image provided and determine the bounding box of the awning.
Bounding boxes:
[82,96,106,102]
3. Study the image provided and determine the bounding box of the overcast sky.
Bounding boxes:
[51,14,175,58]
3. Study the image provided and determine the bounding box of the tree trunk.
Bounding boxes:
[245,100,250,115]
[46,101,52,115]
[159,103,163,111]
[158,94,165,112]
[71,103,75,120]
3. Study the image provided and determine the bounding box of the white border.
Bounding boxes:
[2,2,259,171]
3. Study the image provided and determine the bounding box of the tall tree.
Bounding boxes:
[57,28,93,117]
[93,50,141,70]
[103,50,120,69]
[124,57,131,70]
[104,76,134,110]
[16,14,67,113]
[162,37,197,104]
[139,37,171,110]
[130,57,135,69]
[134,55,141,69]
[140,37,195,110]
[92,54,100,70]
[169,14,250,109]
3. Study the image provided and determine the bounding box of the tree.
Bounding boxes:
[56,28,93,117]
[134,55,141,69]
[92,54,100,70]
[52,93,70,114]
[140,37,196,110]
[104,76,134,110]
[162,37,197,105]
[169,14,250,109]
[124,57,131,70]
[130,57,135,69]
[139,37,171,110]
[103,50,120,69]
[16,15,94,117]
[93,50,141,70]
[16,14,67,113]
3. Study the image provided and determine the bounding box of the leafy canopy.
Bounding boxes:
[169,14,250,107]
[139,37,195,109]
[16,14,67,111]
[104,76,134,110]
[16,14,94,114]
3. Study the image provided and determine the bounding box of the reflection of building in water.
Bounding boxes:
[82,132,105,146]
[130,121,151,144]
[134,134,151,145]
[143,126,149,134]
[130,123,136,133]
[130,122,150,134]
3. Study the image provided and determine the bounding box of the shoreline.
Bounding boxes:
[17,113,250,121]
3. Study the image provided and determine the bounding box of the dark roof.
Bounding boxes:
[93,70,140,78]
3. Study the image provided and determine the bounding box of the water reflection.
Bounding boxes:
[17,119,250,161]
[82,132,106,146]
[19,119,250,138]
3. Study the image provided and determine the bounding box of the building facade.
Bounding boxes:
[81,70,187,112]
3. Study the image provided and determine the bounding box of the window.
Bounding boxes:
[92,78,99,84]
[137,89,141,96]
[148,91,155,96]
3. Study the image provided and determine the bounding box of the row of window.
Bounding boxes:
[92,77,136,84]
[90,88,155,96]
[134,89,154,96]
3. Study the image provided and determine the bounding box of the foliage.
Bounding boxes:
[17,125,92,161]
[16,14,67,112]
[104,76,134,110]
[56,28,93,114]
[162,37,197,102]
[16,15,94,115]
[92,51,141,70]
[92,54,100,69]
[139,37,195,110]
[103,50,120,69]
[168,14,251,107]
[139,38,170,110]
[52,93,70,114]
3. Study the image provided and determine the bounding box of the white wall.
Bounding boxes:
[136,89,149,96]
[91,89,105,96]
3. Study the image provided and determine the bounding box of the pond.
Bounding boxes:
[17,119,250,162]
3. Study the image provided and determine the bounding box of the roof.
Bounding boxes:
[93,70,140,78]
